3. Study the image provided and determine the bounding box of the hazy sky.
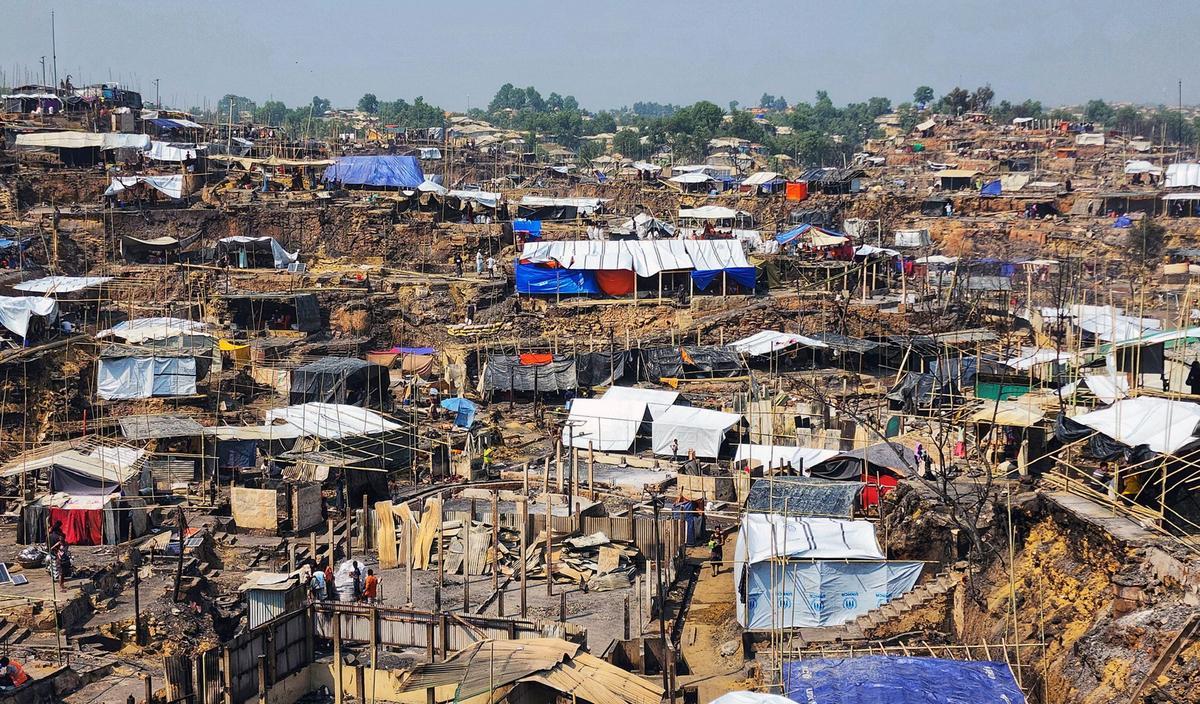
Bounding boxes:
[2,0,1197,112]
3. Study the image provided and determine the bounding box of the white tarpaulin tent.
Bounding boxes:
[519,240,750,277]
[1166,163,1200,189]
[105,175,186,200]
[265,403,401,440]
[729,330,828,356]
[601,386,679,419]
[733,444,839,471]
[652,405,741,458]
[14,131,150,150]
[97,317,208,343]
[1125,160,1162,176]
[217,236,299,269]
[13,276,112,294]
[0,296,58,338]
[733,513,923,628]
[678,206,749,220]
[143,141,203,162]
[668,171,715,184]
[1069,396,1200,455]
[97,355,198,399]
[561,397,651,452]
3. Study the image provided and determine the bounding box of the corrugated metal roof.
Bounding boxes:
[120,414,206,440]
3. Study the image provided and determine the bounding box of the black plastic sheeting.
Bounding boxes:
[636,346,745,381]
[1053,412,1156,464]
[744,477,864,517]
[888,356,1014,410]
[576,350,630,388]
[483,356,577,392]
[815,442,915,480]
[289,357,391,409]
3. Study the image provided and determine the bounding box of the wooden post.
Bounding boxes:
[437,492,445,595]
[522,462,529,494]
[257,654,267,704]
[464,498,474,612]
[406,517,414,604]
[288,542,296,572]
[333,613,344,704]
[519,497,529,617]
[491,491,500,594]
[309,532,317,564]
[559,593,566,623]
[142,673,152,704]
[542,456,551,492]
[132,552,143,646]
[362,494,371,552]
[587,441,595,500]
[624,596,631,640]
[545,492,554,596]
[221,648,233,704]
[369,606,379,701]
[328,516,336,565]
[555,441,563,492]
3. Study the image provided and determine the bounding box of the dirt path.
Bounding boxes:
[678,540,754,702]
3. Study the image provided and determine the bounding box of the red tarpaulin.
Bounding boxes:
[595,269,635,296]
[49,506,104,545]
[860,474,899,510]
[519,353,553,366]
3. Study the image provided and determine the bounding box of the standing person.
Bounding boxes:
[454,252,464,278]
[670,438,679,462]
[363,569,379,604]
[475,250,484,276]
[485,254,496,279]
[482,446,495,474]
[707,530,723,576]
[309,566,326,604]
[324,561,336,601]
[47,520,65,552]
[1187,360,1200,396]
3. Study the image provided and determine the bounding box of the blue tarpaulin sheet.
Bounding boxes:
[217,439,257,469]
[691,267,757,291]
[782,656,1026,704]
[776,223,847,246]
[515,263,598,294]
[440,397,477,428]
[514,219,542,236]
[1114,215,1133,228]
[149,118,186,130]
[980,179,1002,196]
[672,500,705,545]
[323,156,425,188]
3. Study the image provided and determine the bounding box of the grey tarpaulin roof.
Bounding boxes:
[120,414,206,440]
[744,476,864,517]
[807,332,882,354]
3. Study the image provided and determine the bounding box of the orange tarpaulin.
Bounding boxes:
[519,353,553,366]
[595,269,636,296]
[785,181,808,201]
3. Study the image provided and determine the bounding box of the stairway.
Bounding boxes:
[792,566,966,645]
[0,618,32,649]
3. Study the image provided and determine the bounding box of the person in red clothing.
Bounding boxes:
[323,562,335,602]
[0,657,29,688]
[362,569,380,604]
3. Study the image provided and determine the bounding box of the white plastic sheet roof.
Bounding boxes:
[1070,396,1200,455]
[97,317,209,343]
[562,397,650,452]
[13,275,113,294]
[737,513,885,564]
[669,172,715,184]
[601,386,680,419]
[143,141,202,162]
[1004,347,1074,371]
[652,405,742,458]
[265,403,401,440]
[678,205,748,220]
[1166,163,1200,188]
[741,171,782,186]
[733,444,839,470]
[106,175,185,199]
[1125,160,1162,175]
[518,196,605,213]
[0,296,58,338]
[519,240,749,277]
[728,330,827,356]
[14,131,150,150]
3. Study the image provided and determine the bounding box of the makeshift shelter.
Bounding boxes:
[637,345,745,380]
[935,169,980,190]
[289,357,391,409]
[97,317,208,344]
[367,346,436,378]
[0,296,57,341]
[222,292,321,333]
[775,224,849,249]
[215,237,299,269]
[600,386,680,419]
[105,175,187,201]
[652,405,742,458]
[239,572,308,629]
[742,475,864,517]
[323,155,425,189]
[12,276,111,296]
[740,171,785,194]
[562,397,652,452]
[400,638,663,704]
[781,656,1026,704]
[733,513,923,628]
[96,345,209,400]
[1064,397,1200,457]
[517,196,606,220]
[14,131,150,167]
[733,445,839,473]
[120,235,181,264]
[729,330,828,357]
[483,355,577,395]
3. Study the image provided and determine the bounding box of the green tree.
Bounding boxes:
[1114,105,1140,132]
[576,140,602,161]
[612,129,641,158]
[1084,99,1115,125]
[562,95,579,112]
[255,100,288,125]
[588,111,617,134]
[725,109,764,142]
[913,86,935,105]
[969,85,995,112]
[939,87,970,115]
[311,96,331,115]
[217,94,257,120]
[358,93,379,114]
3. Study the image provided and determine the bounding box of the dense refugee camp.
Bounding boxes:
[0,1,1199,702]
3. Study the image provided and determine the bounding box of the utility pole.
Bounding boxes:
[50,10,57,89]
[154,78,160,109]
[40,57,45,88]
[648,492,672,703]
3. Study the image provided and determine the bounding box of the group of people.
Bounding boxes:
[452,250,498,279]
[301,560,381,604]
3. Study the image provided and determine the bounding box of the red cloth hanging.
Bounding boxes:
[595,269,636,296]
[860,474,899,510]
[519,353,553,366]
[49,507,103,546]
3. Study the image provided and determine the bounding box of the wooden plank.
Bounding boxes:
[231,487,279,531]
[375,500,398,569]
[413,497,442,569]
